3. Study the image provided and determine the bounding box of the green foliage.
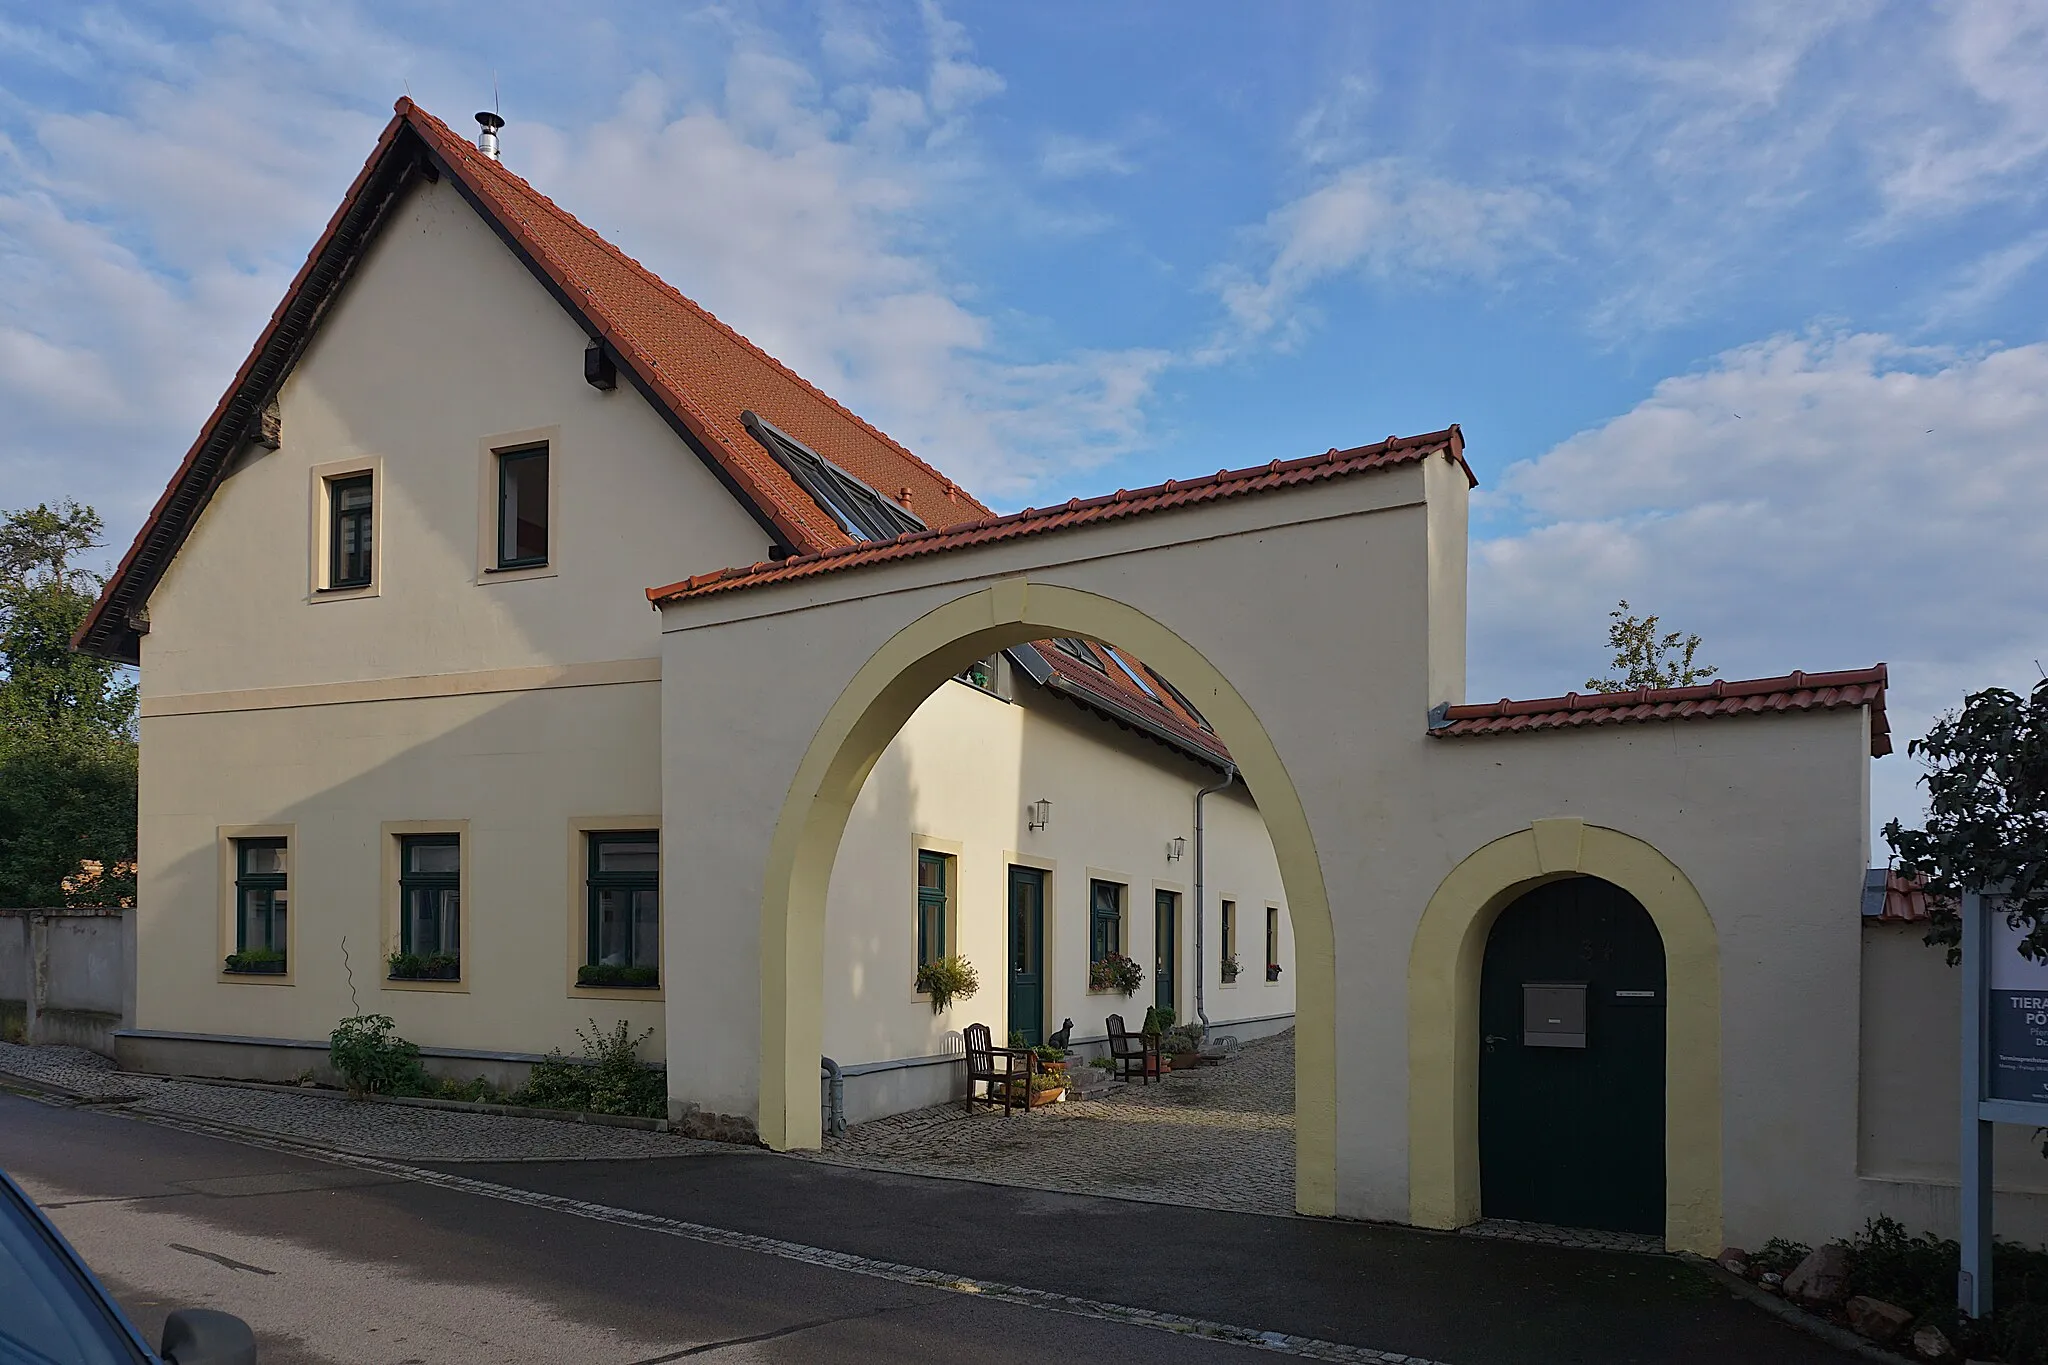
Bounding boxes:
[435,1075,504,1104]
[1220,952,1241,983]
[1886,679,2048,964]
[386,952,461,980]
[1585,600,1717,693]
[514,1019,666,1119]
[1089,952,1143,995]
[1813,1216,2048,1364]
[223,948,287,974]
[576,962,659,988]
[914,954,979,1014]
[0,502,138,908]
[1031,1044,1067,1065]
[1141,1004,1175,1036]
[328,1014,432,1098]
[1164,1023,1205,1056]
[1749,1237,1811,1276]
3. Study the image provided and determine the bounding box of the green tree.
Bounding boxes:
[1884,679,2048,962]
[0,501,137,907]
[1586,600,1719,693]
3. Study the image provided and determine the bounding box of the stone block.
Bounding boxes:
[1845,1296,1913,1344]
[1784,1244,1851,1305]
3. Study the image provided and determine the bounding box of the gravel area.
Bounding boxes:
[0,1042,735,1163]
[808,1029,1298,1215]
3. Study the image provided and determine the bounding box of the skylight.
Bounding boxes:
[742,411,926,543]
[1052,637,1108,671]
[1102,646,1164,702]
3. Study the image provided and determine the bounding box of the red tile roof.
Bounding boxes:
[77,98,988,663]
[1429,666,1891,757]
[647,427,1472,603]
[1871,870,1948,923]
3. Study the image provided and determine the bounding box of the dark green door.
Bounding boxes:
[1155,890,1178,1016]
[1479,875,1666,1235]
[1008,867,1045,1046]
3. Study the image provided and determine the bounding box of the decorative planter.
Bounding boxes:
[1170,1051,1200,1070]
[223,957,286,975]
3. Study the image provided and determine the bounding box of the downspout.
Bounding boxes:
[1192,763,1237,1042]
[820,1056,846,1138]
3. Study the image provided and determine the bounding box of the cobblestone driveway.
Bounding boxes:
[809,1030,1297,1216]
[0,1042,729,1163]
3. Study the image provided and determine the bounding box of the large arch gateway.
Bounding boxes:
[651,431,1885,1254]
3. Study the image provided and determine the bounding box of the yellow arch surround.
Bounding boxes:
[757,579,1339,1215]
[1406,818,1722,1254]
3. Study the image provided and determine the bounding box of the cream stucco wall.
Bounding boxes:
[1859,920,2048,1244]
[823,669,1292,1069]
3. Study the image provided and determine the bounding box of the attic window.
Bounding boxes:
[1102,646,1165,703]
[742,411,925,543]
[1052,638,1108,671]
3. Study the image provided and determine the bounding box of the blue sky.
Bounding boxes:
[3,1,2045,836]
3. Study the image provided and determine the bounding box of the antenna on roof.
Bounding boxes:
[475,110,504,160]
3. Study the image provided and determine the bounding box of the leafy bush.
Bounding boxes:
[914,955,979,1013]
[328,1014,432,1098]
[223,947,286,974]
[577,963,659,988]
[1164,1023,1205,1056]
[1141,1004,1176,1036]
[514,1019,666,1119]
[1089,953,1143,995]
[387,952,460,981]
[1749,1237,1810,1276]
[436,1075,504,1103]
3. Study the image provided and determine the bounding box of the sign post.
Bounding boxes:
[1962,885,2044,1317]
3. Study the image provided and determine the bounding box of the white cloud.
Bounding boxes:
[1874,0,2048,218]
[1205,161,1553,353]
[1470,330,2048,832]
[1037,133,1132,181]
[0,2,1164,542]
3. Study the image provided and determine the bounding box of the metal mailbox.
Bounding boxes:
[1522,981,1588,1048]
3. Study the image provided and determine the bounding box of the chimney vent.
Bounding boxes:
[475,111,504,160]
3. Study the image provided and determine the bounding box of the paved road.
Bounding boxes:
[0,1091,1855,1364]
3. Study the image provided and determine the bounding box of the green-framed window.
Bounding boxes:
[585,833,659,986]
[1265,905,1281,981]
[329,474,373,588]
[398,834,461,966]
[234,839,288,962]
[1090,879,1124,964]
[917,851,950,967]
[1220,899,1236,973]
[496,444,549,569]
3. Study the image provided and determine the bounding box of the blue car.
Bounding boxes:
[0,1167,256,1364]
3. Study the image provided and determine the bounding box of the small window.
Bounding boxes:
[328,474,373,588]
[1090,879,1124,964]
[229,839,288,973]
[583,833,658,988]
[1102,646,1165,702]
[1265,906,1281,982]
[395,834,460,979]
[1220,899,1237,981]
[956,655,998,694]
[1053,638,1108,671]
[917,851,951,968]
[496,444,549,568]
[743,412,924,542]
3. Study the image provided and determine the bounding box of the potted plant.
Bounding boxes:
[1266,962,1283,983]
[577,963,660,988]
[1220,952,1241,984]
[915,955,980,1013]
[1088,952,1144,995]
[388,951,461,981]
[1165,1022,1204,1070]
[1002,1069,1067,1106]
[223,947,286,975]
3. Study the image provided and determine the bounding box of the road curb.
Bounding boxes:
[1678,1254,1907,1362]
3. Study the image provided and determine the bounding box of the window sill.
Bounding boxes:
[382,976,469,994]
[218,969,293,986]
[571,983,664,1002]
[309,582,379,603]
[476,562,558,586]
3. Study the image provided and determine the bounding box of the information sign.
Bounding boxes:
[1988,907,2048,1103]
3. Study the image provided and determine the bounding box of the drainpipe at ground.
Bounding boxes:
[1192,763,1237,1042]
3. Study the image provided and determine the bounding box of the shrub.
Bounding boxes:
[914,955,979,1014]
[1089,953,1143,995]
[577,963,659,989]
[1165,1023,1205,1055]
[514,1018,666,1119]
[328,1014,432,1098]
[223,947,286,974]
[436,1075,504,1103]
[1141,1004,1175,1037]
[1749,1237,1810,1277]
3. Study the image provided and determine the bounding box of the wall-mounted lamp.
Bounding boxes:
[1166,837,1186,862]
[1027,799,1052,832]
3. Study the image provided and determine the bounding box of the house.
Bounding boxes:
[75,100,1293,1121]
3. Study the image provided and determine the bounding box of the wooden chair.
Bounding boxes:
[963,1022,1038,1114]
[1105,1014,1159,1086]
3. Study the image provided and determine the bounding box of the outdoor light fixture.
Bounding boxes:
[1167,837,1187,862]
[1027,799,1051,832]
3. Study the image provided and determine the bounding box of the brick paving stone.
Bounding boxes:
[806,1029,1298,1216]
[0,1042,730,1162]
[1458,1217,1665,1254]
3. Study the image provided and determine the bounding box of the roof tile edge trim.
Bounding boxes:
[647,426,1471,603]
[1429,665,1891,757]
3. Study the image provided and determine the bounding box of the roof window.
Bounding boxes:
[743,411,925,543]
[1052,638,1109,671]
[1101,646,1166,703]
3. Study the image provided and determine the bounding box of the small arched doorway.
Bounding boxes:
[1478,875,1666,1234]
